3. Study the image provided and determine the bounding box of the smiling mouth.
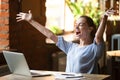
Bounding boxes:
[76,32,81,35]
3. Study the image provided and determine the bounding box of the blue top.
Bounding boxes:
[56,36,105,74]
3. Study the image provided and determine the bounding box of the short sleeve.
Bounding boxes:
[56,36,73,54]
[93,40,105,60]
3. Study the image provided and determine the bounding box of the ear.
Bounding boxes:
[88,27,93,32]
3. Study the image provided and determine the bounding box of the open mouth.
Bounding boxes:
[76,31,81,35]
[75,31,81,38]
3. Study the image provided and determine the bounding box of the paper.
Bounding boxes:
[30,70,84,79]
[53,73,83,79]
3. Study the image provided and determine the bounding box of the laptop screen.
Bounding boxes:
[3,51,31,76]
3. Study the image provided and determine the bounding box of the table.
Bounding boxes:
[107,50,120,57]
[107,50,120,80]
[0,70,110,80]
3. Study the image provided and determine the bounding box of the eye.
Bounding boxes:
[79,23,86,26]
[75,22,86,29]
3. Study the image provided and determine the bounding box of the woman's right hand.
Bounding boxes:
[16,10,32,22]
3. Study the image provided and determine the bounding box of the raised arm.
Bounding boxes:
[95,9,115,44]
[16,10,58,43]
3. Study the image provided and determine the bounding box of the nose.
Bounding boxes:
[76,26,80,30]
[76,28,79,31]
[75,27,80,33]
[76,29,80,35]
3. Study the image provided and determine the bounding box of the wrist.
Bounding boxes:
[27,18,33,23]
[102,14,108,19]
[104,14,108,17]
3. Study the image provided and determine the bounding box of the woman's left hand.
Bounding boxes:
[104,8,115,17]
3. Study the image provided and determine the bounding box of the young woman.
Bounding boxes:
[16,9,114,74]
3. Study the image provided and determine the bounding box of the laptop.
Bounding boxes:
[3,50,52,77]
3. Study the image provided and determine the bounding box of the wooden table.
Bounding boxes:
[107,50,120,57]
[0,70,110,80]
[107,50,120,80]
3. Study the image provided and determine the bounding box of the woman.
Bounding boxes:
[16,9,114,74]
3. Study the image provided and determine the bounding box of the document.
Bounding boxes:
[53,73,84,79]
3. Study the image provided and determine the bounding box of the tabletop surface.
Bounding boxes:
[0,70,110,80]
[107,50,120,57]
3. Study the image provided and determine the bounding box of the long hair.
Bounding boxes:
[80,16,96,39]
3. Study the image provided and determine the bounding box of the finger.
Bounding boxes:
[16,13,20,16]
[109,7,114,10]
[107,10,115,13]
[16,17,22,19]
[106,12,114,16]
[17,19,23,22]
[17,13,26,16]
[17,13,24,16]
[111,9,116,12]
[107,11,114,14]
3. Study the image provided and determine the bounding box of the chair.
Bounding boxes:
[111,34,120,61]
[111,34,120,50]
[111,34,120,80]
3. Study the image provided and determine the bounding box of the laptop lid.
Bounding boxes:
[3,51,31,76]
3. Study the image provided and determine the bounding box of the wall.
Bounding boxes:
[0,0,9,66]
[10,0,60,70]
[0,0,9,50]
[22,0,46,25]
[0,0,60,70]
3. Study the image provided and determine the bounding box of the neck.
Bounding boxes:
[79,37,93,46]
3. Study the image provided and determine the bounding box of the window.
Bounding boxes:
[45,0,74,34]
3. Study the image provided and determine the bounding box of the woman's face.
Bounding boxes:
[75,17,91,39]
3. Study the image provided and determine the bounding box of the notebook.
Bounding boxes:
[3,50,52,77]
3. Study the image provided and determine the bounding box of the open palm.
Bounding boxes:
[16,10,32,22]
[104,8,115,16]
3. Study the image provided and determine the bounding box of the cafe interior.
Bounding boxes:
[0,0,120,80]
